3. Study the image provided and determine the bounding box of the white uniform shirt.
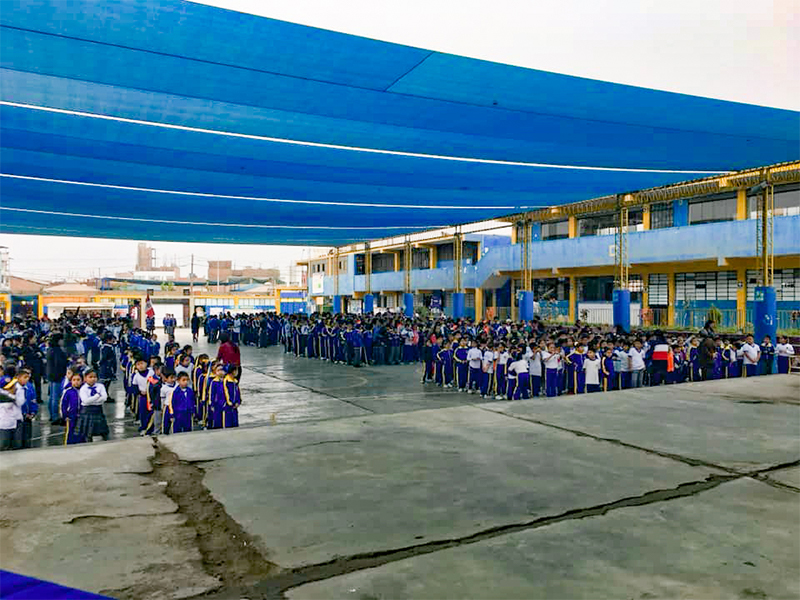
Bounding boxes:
[79,382,108,406]
[508,359,528,379]
[776,343,796,357]
[741,342,760,365]
[584,357,602,385]
[541,350,561,370]
[496,351,510,366]
[528,350,543,376]
[467,348,483,369]
[482,350,495,372]
[175,364,193,385]
[160,382,176,411]
[133,369,154,395]
[628,348,646,371]
[0,382,25,430]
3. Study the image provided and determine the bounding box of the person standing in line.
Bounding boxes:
[76,369,109,442]
[741,334,761,378]
[46,333,68,424]
[776,336,795,374]
[584,349,602,393]
[628,339,647,388]
[759,335,775,375]
[217,333,242,382]
[191,313,201,343]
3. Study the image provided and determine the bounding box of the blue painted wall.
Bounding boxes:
[314,216,800,297]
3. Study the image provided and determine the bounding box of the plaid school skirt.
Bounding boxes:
[76,405,110,440]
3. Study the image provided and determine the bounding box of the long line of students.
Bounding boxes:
[268,312,795,399]
[119,338,241,439]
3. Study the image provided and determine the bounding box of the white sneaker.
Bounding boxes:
[495,395,504,400]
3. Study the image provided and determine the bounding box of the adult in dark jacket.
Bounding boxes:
[98,334,118,400]
[698,331,717,381]
[22,334,45,401]
[46,334,68,424]
[216,333,242,381]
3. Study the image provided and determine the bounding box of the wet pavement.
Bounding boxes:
[30,328,477,448]
[3,331,798,600]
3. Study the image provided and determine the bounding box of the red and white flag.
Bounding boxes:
[145,293,155,318]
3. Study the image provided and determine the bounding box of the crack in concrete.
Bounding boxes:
[255,473,741,599]
[472,405,737,474]
[64,511,176,524]
[158,433,796,600]
[148,439,280,599]
[190,440,363,465]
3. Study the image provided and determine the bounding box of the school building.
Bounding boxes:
[301,162,800,333]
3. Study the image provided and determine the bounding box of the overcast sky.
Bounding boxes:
[2,0,797,281]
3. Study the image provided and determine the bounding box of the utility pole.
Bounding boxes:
[190,254,194,318]
[216,259,220,293]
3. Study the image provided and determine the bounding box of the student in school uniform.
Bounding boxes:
[76,369,109,442]
[617,341,632,389]
[206,363,228,430]
[584,349,602,393]
[132,357,154,434]
[453,338,470,392]
[741,334,761,378]
[480,343,496,399]
[759,335,775,375]
[510,353,530,400]
[565,343,586,395]
[436,338,454,388]
[466,340,484,395]
[60,371,84,445]
[601,347,616,392]
[776,336,795,374]
[495,343,510,400]
[222,367,241,428]
[422,337,438,384]
[541,342,562,398]
[505,352,519,400]
[159,369,177,434]
[167,372,195,434]
[0,367,29,451]
[688,338,702,382]
[144,363,163,436]
[628,340,646,388]
[527,341,543,398]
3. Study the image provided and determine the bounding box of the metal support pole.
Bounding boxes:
[754,181,776,344]
[519,218,534,321]
[613,197,631,331]
[403,236,412,294]
[364,242,372,295]
[363,242,374,314]
[452,226,465,318]
[333,248,341,314]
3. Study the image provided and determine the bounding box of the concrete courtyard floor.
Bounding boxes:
[1,331,798,599]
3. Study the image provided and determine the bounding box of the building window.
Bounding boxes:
[532,277,570,301]
[337,259,347,273]
[577,275,642,302]
[747,268,799,301]
[412,248,430,270]
[437,243,454,262]
[675,271,737,301]
[748,185,800,219]
[372,253,394,273]
[688,196,737,225]
[577,209,643,237]
[650,202,673,229]
[355,254,365,275]
[542,220,569,240]
[648,274,669,305]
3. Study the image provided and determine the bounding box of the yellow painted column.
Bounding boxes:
[474,288,484,321]
[429,246,436,269]
[394,252,400,272]
[642,205,651,230]
[568,276,577,322]
[736,189,747,220]
[667,272,676,327]
[511,225,518,244]
[37,295,44,319]
[275,292,281,314]
[234,296,239,308]
[736,266,747,328]
[568,216,578,239]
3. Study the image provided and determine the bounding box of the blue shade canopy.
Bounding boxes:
[1,0,798,245]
